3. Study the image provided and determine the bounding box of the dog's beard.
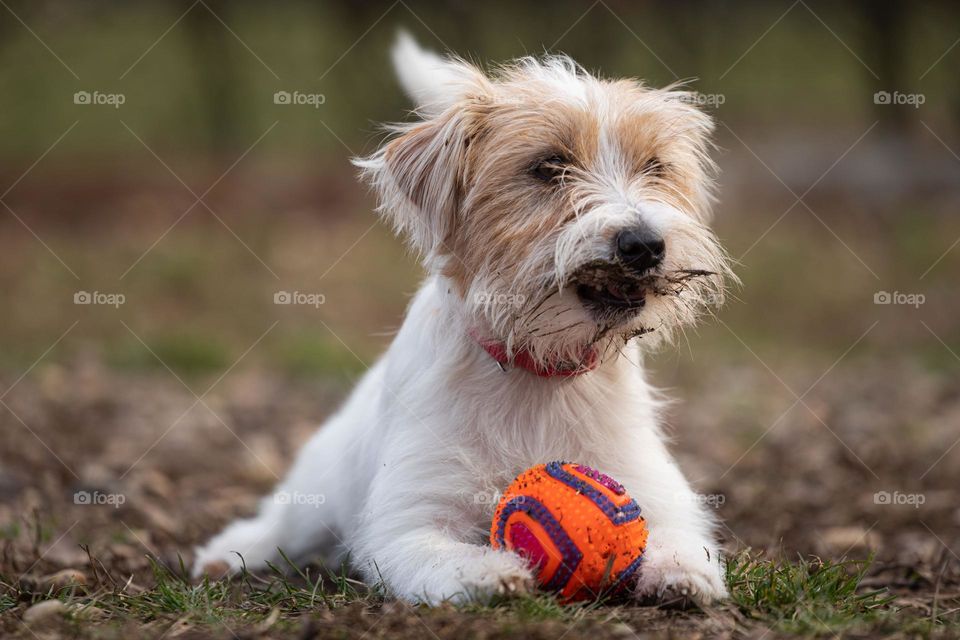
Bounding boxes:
[470,262,723,368]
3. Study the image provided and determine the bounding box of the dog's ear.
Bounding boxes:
[355,33,490,260]
[355,108,478,259]
[391,30,487,116]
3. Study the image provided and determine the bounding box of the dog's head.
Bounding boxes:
[357,33,734,367]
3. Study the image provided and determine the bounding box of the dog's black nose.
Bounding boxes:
[615,228,665,274]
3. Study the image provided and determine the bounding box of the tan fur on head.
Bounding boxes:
[355,40,734,368]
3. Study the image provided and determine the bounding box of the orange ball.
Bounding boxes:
[490,461,648,602]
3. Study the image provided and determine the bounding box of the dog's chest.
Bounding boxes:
[454,371,646,481]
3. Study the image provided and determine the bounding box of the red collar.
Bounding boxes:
[470,331,599,378]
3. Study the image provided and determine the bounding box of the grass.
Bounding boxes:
[106,333,233,375]
[3,549,932,639]
[273,332,370,378]
[6,552,378,635]
[727,552,897,635]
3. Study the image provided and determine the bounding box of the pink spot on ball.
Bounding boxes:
[574,464,626,495]
[509,521,547,574]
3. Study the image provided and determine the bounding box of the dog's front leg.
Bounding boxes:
[616,430,728,605]
[361,527,533,605]
[354,466,533,605]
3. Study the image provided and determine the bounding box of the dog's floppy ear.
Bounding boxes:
[355,33,489,261]
[391,30,486,116]
[355,108,476,260]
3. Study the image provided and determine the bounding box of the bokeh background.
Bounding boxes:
[1,0,959,615]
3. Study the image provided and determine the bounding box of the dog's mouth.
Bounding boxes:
[575,279,647,311]
[572,262,650,314]
[570,262,716,316]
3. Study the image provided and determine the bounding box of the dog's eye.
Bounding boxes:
[532,155,569,183]
[642,156,666,178]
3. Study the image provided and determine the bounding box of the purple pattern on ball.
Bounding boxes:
[574,464,626,495]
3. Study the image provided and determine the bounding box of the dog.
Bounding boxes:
[194,32,734,606]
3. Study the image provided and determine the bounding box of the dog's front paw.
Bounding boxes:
[426,549,535,605]
[634,532,727,607]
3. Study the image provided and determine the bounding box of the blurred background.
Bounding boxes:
[1,0,958,588]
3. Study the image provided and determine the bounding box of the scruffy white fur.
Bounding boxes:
[194,33,732,606]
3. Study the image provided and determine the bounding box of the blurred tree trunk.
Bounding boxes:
[858,0,910,134]
[603,0,726,88]
[580,0,626,71]
[644,0,704,81]
[183,0,242,156]
[0,0,37,54]
[337,0,397,34]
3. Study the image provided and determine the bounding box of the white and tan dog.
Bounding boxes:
[195,33,733,606]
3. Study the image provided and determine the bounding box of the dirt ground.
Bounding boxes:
[2,349,958,638]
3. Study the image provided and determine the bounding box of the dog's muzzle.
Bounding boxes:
[573,226,665,314]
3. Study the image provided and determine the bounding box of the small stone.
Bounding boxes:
[71,604,107,620]
[820,526,881,552]
[23,599,67,623]
[200,560,231,580]
[40,569,87,590]
[138,469,176,501]
[139,503,178,536]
